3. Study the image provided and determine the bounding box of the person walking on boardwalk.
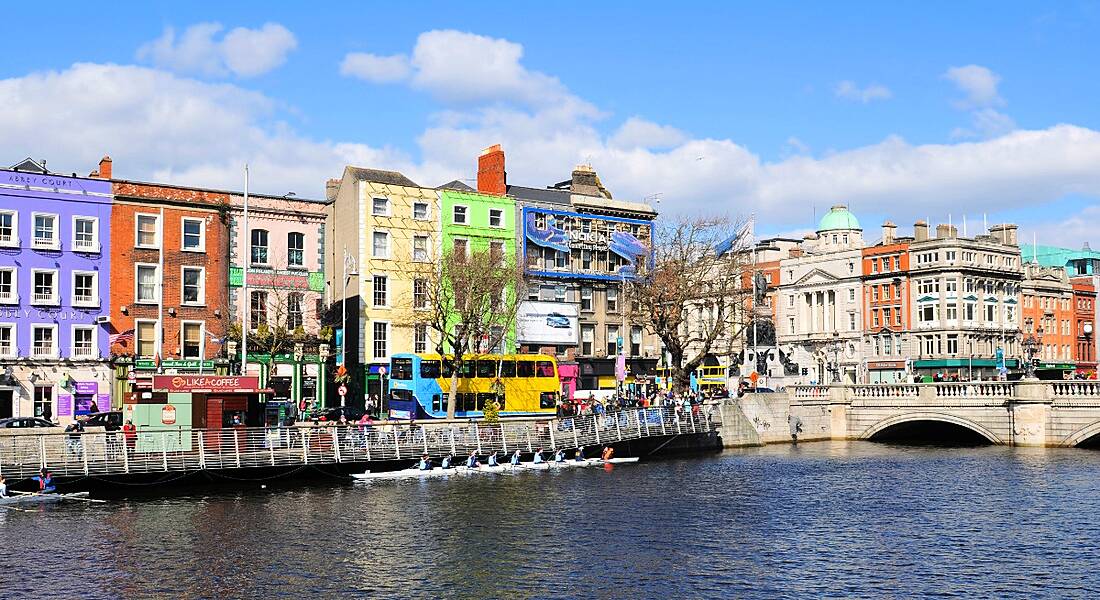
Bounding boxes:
[122,420,137,455]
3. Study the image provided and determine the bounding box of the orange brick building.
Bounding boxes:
[861,222,911,382]
[1072,277,1096,375]
[106,176,230,364]
[1020,264,1074,374]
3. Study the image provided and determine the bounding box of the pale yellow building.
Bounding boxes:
[326,167,439,403]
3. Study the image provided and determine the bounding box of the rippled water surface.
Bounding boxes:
[3,442,1100,598]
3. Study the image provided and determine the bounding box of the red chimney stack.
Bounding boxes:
[477,144,506,195]
[92,155,112,179]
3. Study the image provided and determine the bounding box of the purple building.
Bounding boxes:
[0,158,112,423]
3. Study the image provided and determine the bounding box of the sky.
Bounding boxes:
[2,1,1100,247]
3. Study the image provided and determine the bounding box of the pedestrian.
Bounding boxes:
[122,419,137,454]
[65,419,84,456]
[42,403,52,424]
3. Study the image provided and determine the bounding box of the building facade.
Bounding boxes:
[0,159,113,423]
[228,191,330,416]
[107,171,233,429]
[1072,278,1096,375]
[907,222,1023,379]
[477,149,658,396]
[776,205,866,384]
[327,167,440,406]
[861,222,911,383]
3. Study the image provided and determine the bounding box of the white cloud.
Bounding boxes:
[834,80,892,103]
[951,108,1018,139]
[340,52,411,83]
[137,22,297,78]
[782,136,811,156]
[608,117,687,150]
[944,64,1003,108]
[341,29,599,117]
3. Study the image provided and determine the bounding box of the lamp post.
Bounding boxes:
[1020,327,1044,380]
[828,331,842,384]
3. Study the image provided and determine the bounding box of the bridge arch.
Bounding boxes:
[860,413,1004,444]
[1059,420,1100,448]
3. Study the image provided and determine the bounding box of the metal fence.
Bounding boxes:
[0,406,720,480]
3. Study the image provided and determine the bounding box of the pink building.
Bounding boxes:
[228,192,331,412]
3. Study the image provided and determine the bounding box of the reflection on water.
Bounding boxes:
[3,442,1100,598]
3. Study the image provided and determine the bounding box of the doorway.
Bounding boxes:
[0,389,13,419]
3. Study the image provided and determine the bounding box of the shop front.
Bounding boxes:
[867,360,907,384]
[912,358,1021,381]
[0,364,112,424]
[243,352,327,425]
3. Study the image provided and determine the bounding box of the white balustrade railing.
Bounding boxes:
[1051,381,1100,397]
[933,382,1017,399]
[850,385,919,399]
[0,406,719,480]
[792,386,830,399]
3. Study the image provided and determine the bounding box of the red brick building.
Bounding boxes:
[861,222,911,382]
[1072,277,1096,376]
[101,161,231,366]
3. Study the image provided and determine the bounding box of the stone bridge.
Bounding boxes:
[721,381,1100,447]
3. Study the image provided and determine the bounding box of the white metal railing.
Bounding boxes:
[31,344,56,358]
[73,239,98,252]
[0,291,15,303]
[792,385,830,399]
[32,237,58,249]
[0,232,12,244]
[0,406,719,480]
[71,346,96,359]
[33,292,57,304]
[73,293,96,306]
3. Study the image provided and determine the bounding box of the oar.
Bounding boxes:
[60,494,106,504]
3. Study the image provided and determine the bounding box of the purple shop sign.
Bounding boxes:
[73,381,98,395]
[97,394,111,412]
[57,395,73,417]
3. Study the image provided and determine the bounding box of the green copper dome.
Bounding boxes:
[818,204,861,232]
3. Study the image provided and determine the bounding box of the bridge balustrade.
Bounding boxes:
[1050,381,1100,397]
[792,386,830,399]
[850,385,919,399]
[0,406,719,481]
[933,382,1017,399]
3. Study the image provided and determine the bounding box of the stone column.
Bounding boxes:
[1011,380,1053,446]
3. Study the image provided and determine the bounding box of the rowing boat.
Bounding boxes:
[0,492,90,506]
[586,457,640,466]
[352,456,639,481]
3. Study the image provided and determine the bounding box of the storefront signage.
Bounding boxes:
[162,405,177,425]
[153,375,261,393]
[229,267,325,292]
[136,359,214,370]
[73,381,98,395]
[1,171,109,193]
[868,361,906,370]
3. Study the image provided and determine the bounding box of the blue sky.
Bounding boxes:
[2,1,1100,245]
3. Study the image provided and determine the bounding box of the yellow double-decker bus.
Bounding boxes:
[656,365,729,394]
[388,353,560,419]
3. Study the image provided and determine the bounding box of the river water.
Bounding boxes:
[2,441,1099,598]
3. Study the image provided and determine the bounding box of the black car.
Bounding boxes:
[0,417,57,428]
[316,406,367,423]
[81,411,124,431]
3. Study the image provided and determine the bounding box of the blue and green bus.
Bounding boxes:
[388,353,561,419]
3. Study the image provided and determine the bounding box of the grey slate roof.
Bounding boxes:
[506,184,570,205]
[437,179,475,192]
[348,167,419,188]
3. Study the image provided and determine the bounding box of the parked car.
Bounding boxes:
[0,417,57,429]
[81,411,123,432]
[316,406,367,423]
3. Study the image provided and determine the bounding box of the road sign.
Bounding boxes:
[379,366,387,376]
[338,384,348,397]
[127,369,136,381]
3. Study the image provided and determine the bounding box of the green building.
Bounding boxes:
[439,186,518,352]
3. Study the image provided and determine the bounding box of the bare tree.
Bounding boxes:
[406,246,525,419]
[630,215,751,393]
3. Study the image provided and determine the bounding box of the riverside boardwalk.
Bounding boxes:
[0,406,720,480]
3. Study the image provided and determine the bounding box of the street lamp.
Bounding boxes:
[1019,326,1044,380]
[828,331,842,384]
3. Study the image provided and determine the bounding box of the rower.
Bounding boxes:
[0,475,7,498]
[418,453,432,471]
[554,449,565,463]
[466,451,480,469]
[32,468,55,494]
[487,451,499,467]
[510,450,521,466]
[601,446,615,461]
[575,446,586,462]
[441,453,454,469]
[533,448,544,464]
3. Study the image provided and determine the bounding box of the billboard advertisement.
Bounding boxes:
[522,207,653,281]
[516,301,579,344]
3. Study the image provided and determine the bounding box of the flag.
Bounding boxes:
[155,353,163,373]
[109,329,134,346]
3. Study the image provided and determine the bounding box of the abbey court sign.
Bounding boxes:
[153,375,261,393]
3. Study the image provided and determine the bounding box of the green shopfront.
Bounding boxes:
[912,358,1021,381]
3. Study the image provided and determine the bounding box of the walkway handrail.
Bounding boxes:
[0,406,720,481]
